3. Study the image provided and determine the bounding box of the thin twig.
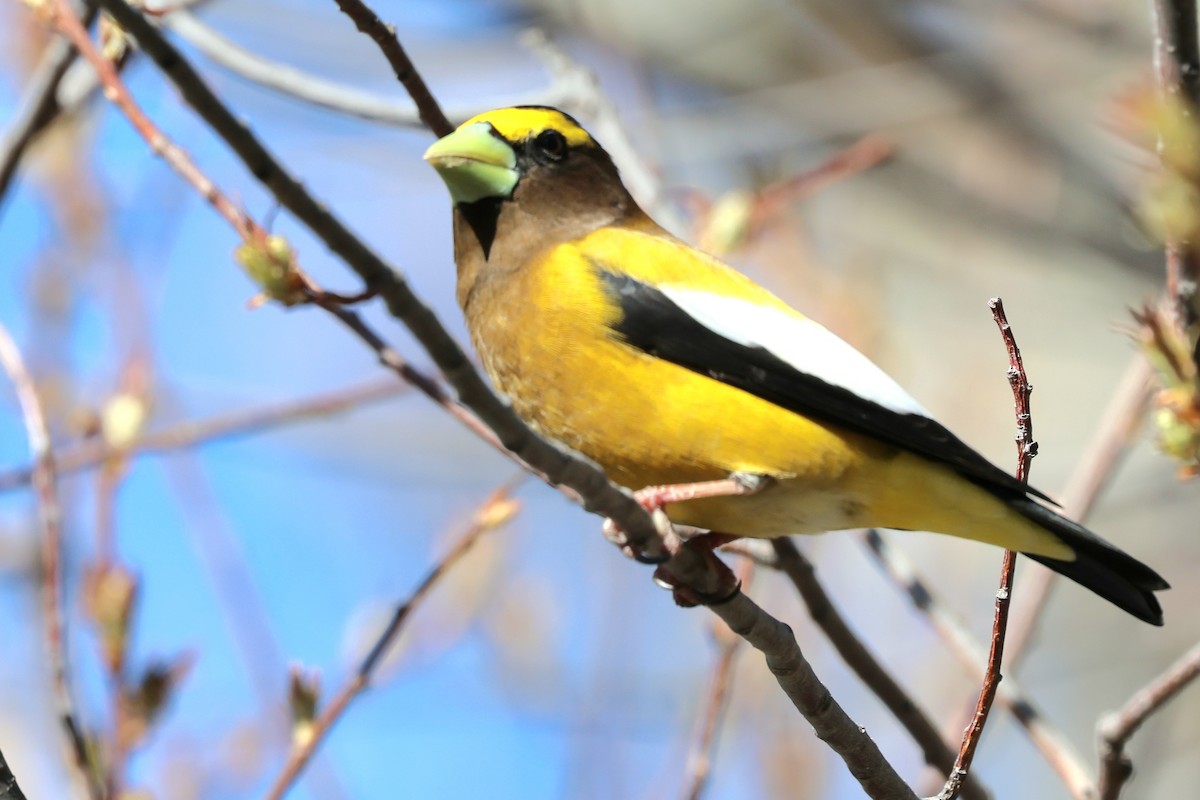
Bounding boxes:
[1004,355,1155,665]
[0,324,102,800]
[770,539,990,800]
[934,298,1035,800]
[1096,640,1200,800]
[0,1,94,216]
[0,745,28,800]
[42,0,255,239]
[1152,0,1200,331]
[262,477,524,800]
[0,377,406,493]
[329,0,453,137]
[680,558,756,800]
[862,530,1094,799]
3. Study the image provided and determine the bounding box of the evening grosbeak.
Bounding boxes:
[424,106,1167,624]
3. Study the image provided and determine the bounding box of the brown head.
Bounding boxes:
[424,107,643,305]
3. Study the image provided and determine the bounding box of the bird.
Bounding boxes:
[423,105,1168,624]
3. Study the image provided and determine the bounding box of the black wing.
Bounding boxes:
[598,269,1053,503]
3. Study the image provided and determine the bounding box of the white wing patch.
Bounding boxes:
[658,286,931,417]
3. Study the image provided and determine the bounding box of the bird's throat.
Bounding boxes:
[458,197,505,260]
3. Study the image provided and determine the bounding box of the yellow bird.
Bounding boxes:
[424,106,1167,624]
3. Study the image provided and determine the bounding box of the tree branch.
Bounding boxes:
[0,1,94,215]
[934,299,1034,800]
[1096,640,1200,800]
[0,377,406,493]
[707,592,919,800]
[0,746,28,800]
[329,0,453,136]
[262,479,523,800]
[770,538,990,800]
[680,558,756,800]
[0,323,102,800]
[862,530,1094,799]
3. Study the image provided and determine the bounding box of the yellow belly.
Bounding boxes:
[462,229,1072,560]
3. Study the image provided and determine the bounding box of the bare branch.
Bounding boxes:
[934,299,1034,800]
[1097,640,1200,800]
[862,530,1094,799]
[770,539,990,800]
[0,378,406,493]
[0,323,102,800]
[1152,0,1200,329]
[1005,356,1154,665]
[329,0,453,137]
[262,479,523,800]
[0,1,95,214]
[707,592,919,800]
[0,746,28,800]
[680,558,756,800]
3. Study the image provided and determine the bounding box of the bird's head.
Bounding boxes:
[424,107,632,258]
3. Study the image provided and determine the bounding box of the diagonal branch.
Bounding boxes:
[1097,640,1200,800]
[680,558,756,800]
[0,1,96,215]
[862,530,1094,799]
[0,744,28,800]
[329,0,453,136]
[0,324,102,800]
[770,538,990,800]
[262,478,523,800]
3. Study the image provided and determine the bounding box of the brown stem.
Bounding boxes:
[1152,0,1200,330]
[680,558,756,800]
[262,478,523,800]
[0,324,102,800]
[1096,640,1200,800]
[330,0,453,137]
[770,539,990,800]
[0,378,406,493]
[934,298,1034,800]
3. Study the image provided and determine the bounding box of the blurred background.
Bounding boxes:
[1,0,1197,798]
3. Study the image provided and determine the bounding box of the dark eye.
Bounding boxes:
[533,130,568,163]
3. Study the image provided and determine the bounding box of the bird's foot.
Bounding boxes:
[653,533,743,607]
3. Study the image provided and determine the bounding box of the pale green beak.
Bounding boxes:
[423,123,519,204]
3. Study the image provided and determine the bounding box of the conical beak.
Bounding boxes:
[424,123,519,204]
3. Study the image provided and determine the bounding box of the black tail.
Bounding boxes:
[1012,498,1169,626]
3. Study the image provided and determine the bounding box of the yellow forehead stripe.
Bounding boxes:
[459,107,594,148]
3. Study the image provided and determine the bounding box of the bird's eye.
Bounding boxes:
[533,129,568,163]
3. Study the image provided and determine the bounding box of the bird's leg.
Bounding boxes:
[603,472,772,606]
